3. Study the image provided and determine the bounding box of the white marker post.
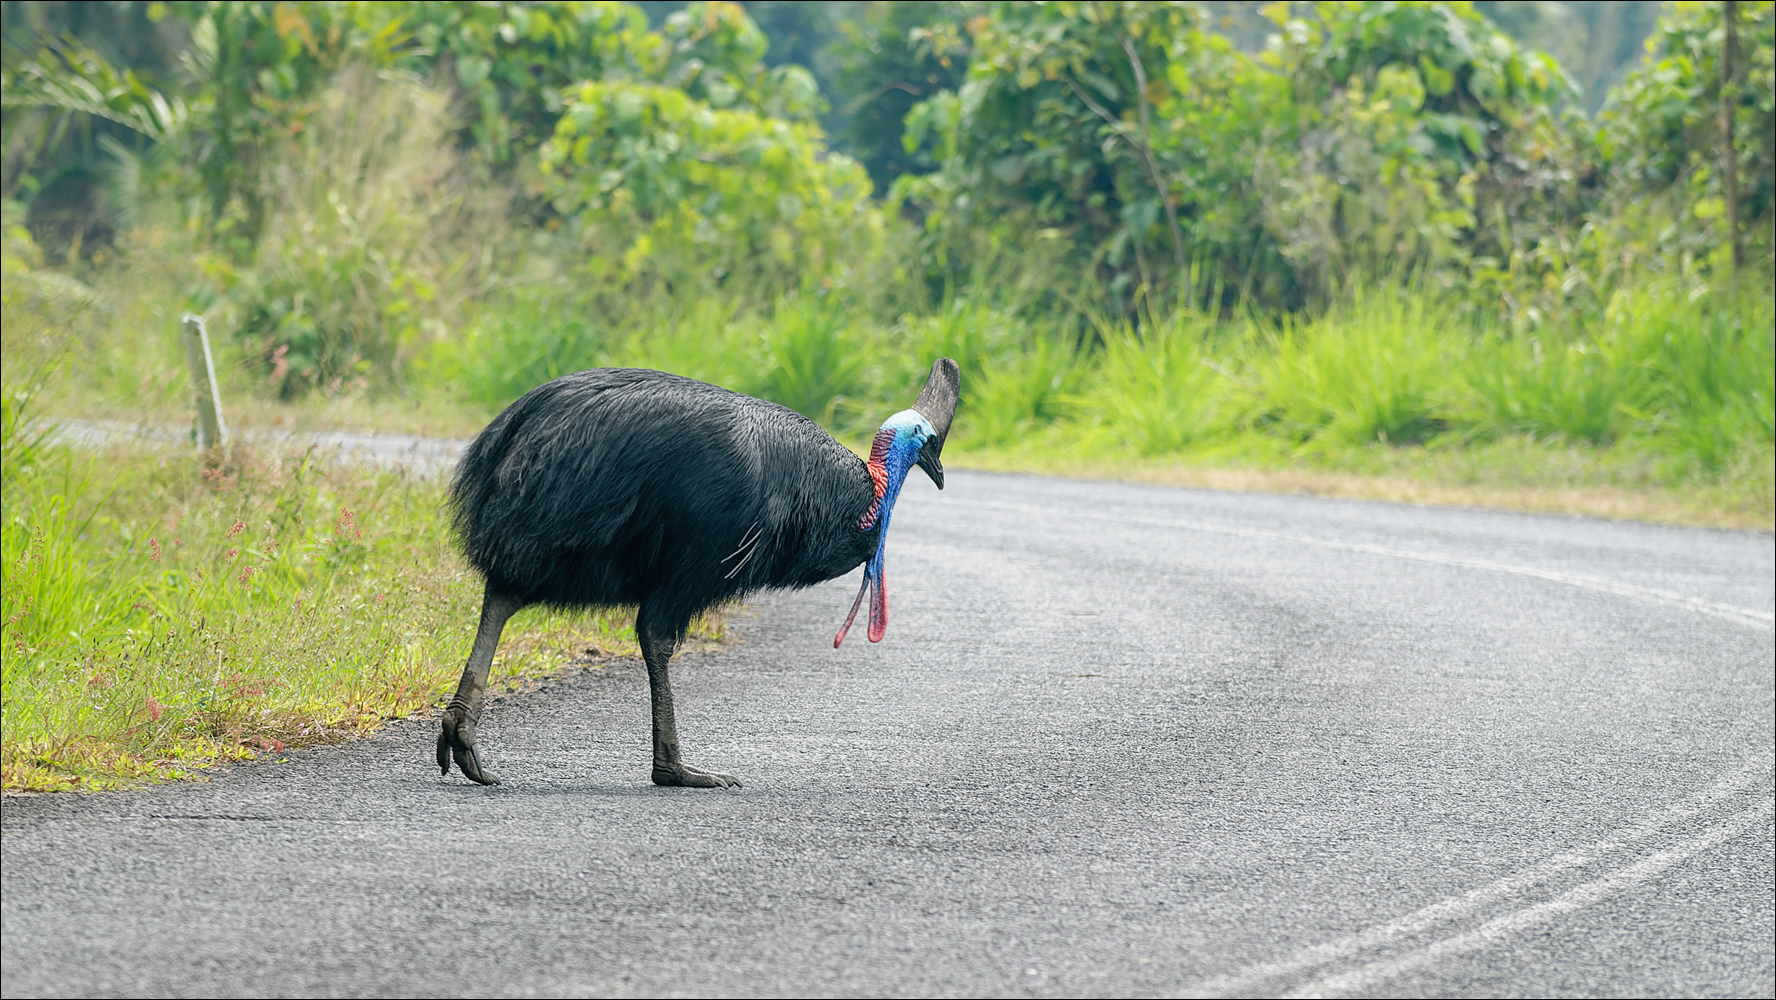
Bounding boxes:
[181,313,227,451]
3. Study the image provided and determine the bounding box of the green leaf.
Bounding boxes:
[1418,55,1454,97]
[455,55,491,90]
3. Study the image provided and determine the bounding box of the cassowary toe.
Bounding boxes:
[438,709,501,786]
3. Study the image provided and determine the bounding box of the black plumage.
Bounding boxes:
[436,360,960,789]
[452,369,878,642]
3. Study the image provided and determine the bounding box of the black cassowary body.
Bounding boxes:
[439,359,960,788]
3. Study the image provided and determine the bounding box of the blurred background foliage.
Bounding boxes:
[0,0,1770,464]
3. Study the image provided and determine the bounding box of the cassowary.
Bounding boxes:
[440,359,960,788]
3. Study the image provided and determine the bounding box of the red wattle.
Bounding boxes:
[867,570,887,642]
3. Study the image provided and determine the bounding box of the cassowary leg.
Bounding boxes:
[437,586,524,785]
[640,622,741,789]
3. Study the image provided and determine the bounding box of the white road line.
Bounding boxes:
[969,499,1774,630]
[1282,797,1776,998]
[1186,753,1774,997]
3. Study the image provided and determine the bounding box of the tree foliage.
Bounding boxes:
[827,0,979,195]
[412,0,822,167]
[1,0,1771,398]
[539,77,876,292]
[4,2,828,237]
[3,0,879,391]
[892,1,1606,311]
[1597,1,1775,258]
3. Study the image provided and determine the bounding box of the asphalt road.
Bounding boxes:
[4,471,1772,998]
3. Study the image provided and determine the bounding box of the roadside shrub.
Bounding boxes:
[234,68,500,399]
[539,79,880,296]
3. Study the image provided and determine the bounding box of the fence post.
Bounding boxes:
[181,313,227,451]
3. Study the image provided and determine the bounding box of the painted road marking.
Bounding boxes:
[1181,756,1773,997]
[1283,797,1775,998]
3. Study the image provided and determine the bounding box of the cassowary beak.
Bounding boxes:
[916,437,944,489]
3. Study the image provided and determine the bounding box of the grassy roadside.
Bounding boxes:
[0,435,726,793]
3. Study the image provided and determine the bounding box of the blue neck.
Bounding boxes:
[867,440,917,578]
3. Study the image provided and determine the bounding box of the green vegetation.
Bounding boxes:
[2,1,1771,790]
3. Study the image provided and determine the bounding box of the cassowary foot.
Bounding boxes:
[652,761,742,789]
[437,710,501,786]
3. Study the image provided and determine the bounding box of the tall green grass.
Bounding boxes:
[1090,316,1226,455]
[1461,283,1775,469]
[1254,292,1453,446]
[744,296,874,425]
[424,285,613,409]
[432,274,1768,481]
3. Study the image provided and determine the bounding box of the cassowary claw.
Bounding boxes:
[438,709,501,786]
[652,761,742,789]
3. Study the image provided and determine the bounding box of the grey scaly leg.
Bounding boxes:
[437,586,524,785]
[641,619,741,789]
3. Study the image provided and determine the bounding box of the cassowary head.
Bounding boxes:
[835,359,959,648]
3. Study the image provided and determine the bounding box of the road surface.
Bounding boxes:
[4,470,1771,997]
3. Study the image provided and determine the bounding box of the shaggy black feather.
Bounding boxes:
[449,369,880,640]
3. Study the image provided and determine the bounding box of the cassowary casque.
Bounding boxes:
[440,359,960,788]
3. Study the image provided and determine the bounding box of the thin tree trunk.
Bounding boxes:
[1120,35,1187,280]
[1061,77,1157,306]
[1721,0,1741,283]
